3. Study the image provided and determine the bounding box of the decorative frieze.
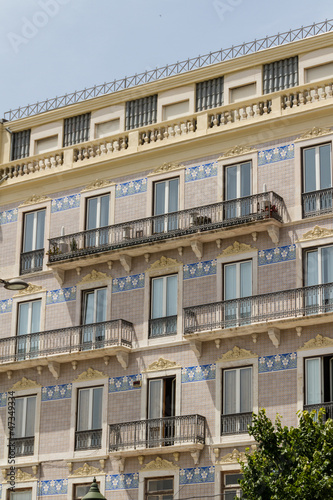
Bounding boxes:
[221,145,256,159]
[218,448,247,464]
[219,346,258,362]
[74,368,107,382]
[0,208,18,225]
[39,479,68,496]
[185,162,217,182]
[106,473,139,491]
[179,466,215,485]
[299,334,333,350]
[295,126,331,142]
[297,226,333,242]
[0,393,7,408]
[14,284,46,297]
[145,358,179,372]
[0,298,12,314]
[112,273,145,293]
[46,286,76,305]
[258,244,296,266]
[77,270,109,285]
[10,378,41,391]
[109,374,141,393]
[218,241,257,257]
[15,469,36,482]
[42,384,72,402]
[259,352,297,373]
[183,260,217,280]
[81,179,113,192]
[148,256,181,272]
[51,194,80,213]
[182,364,216,383]
[141,457,178,471]
[151,162,184,175]
[19,194,51,207]
[116,178,147,198]
[70,463,103,477]
[258,143,294,165]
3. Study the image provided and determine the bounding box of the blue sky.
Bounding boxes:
[1,0,333,118]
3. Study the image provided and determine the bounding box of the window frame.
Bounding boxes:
[76,386,103,433]
[139,471,179,500]
[221,471,243,499]
[7,487,33,500]
[222,365,253,415]
[145,476,174,500]
[302,142,332,194]
[304,354,333,405]
[81,286,107,325]
[63,112,91,147]
[11,129,31,161]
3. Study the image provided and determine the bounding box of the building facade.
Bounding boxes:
[1,21,333,500]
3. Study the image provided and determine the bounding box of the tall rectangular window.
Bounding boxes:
[85,194,110,247]
[153,177,179,233]
[21,209,45,274]
[304,246,333,312]
[263,56,298,94]
[17,300,41,358]
[302,143,332,217]
[13,396,36,457]
[222,367,252,434]
[76,386,103,450]
[222,472,243,499]
[63,113,91,147]
[82,288,107,346]
[224,260,252,325]
[150,275,177,337]
[305,355,333,420]
[125,95,157,130]
[8,490,32,500]
[196,76,224,111]
[147,377,176,446]
[145,477,174,500]
[11,129,31,161]
[224,162,251,219]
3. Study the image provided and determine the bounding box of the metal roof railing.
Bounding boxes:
[4,19,333,121]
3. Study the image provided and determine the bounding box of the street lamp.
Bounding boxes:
[0,278,29,291]
[82,478,106,500]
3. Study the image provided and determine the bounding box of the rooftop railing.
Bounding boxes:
[4,19,333,121]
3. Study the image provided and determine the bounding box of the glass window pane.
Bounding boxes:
[84,292,95,324]
[240,262,252,298]
[87,197,98,229]
[148,379,162,419]
[96,289,107,322]
[304,148,316,192]
[23,213,34,252]
[226,166,238,200]
[152,278,164,318]
[100,195,110,227]
[319,144,331,189]
[241,162,251,197]
[225,264,237,300]
[25,396,36,436]
[168,179,179,212]
[10,491,32,500]
[77,389,90,430]
[225,473,243,486]
[35,210,45,249]
[166,275,177,316]
[224,369,237,414]
[14,398,24,438]
[154,182,166,215]
[92,387,103,429]
[306,250,318,286]
[240,368,252,412]
[31,301,41,333]
[321,246,333,284]
[18,303,30,335]
[306,358,321,404]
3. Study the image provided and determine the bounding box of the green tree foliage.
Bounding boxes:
[239,408,333,499]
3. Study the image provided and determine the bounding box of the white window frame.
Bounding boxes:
[151,274,178,319]
[146,169,185,218]
[304,244,333,286]
[141,366,181,421]
[224,162,252,200]
[14,395,37,438]
[139,471,179,500]
[218,152,257,204]
[76,386,103,432]
[75,278,111,326]
[216,252,258,303]
[302,142,332,193]
[145,476,174,499]
[304,354,333,405]
[4,484,37,500]
[79,185,115,233]
[17,299,42,334]
[223,260,252,300]
[82,287,107,324]
[222,366,253,415]
[221,471,243,499]
[22,209,46,252]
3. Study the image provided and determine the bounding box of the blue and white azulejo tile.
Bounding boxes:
[183,259,217,280]
[41,384,72,401]
[258,143,294,166]
[51,194,80,213]
[0,393,7,408]
[259,352,297,373]
[185,162,217,182]
[39,479,68,496]
[258,245,296,266]
[0,208,18,225]
[0,298,12,314]
[112,273,145,293]
[116,178,147,198]
[109,374,142,393]
[182,364,216,383]
[179,467,215,485]
[46,286,76,305]
[106,473,139,490]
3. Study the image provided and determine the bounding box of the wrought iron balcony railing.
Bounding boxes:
[109,414,206,451]
[20,249,44,275]
[304,401,333,420]
[184,282,333,334]
[48,192,283,263]
[75,429,102,450]
[149,315,178,338]
[302,187,333,218]
[11,437,34,457]
[0,319,133,364]
[221,412,252,435]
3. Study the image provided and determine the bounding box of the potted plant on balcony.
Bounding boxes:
[70,238,79,252]
[46,244,62,257]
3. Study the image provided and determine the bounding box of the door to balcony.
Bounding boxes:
[224,261,252,326]
[82,288,107,348]
[17,300,41,360]
[148,377,175,446]
[224,162,251,221]
[302,144,332,217]
[85,194,110,249]
[304,355,333,420]
[153,178,179,234]
[305,246,333,314]
[21,209,45,274]
[222,367,252,435]
[75,386,102,450]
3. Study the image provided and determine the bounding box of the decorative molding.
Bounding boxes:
[182,364,216,383]
[82,179,113,192]
[259,352,297,373]
[0,208,18,225]
[116,351,129,370]
[46,286,76,305]
[74,368,107,382]
[183,260,217,280]
[10,377,41,391]
[39,479,68,496]
[259,245,296,266]
[109,374,141,393]
[19,194,51,207]
[51,194,80,213]
[148,256,181,272]
[145,358,180,372]
[218,448,247,464]
[180,466,215,485]
[0,298,13,314]
[48,361,60,379]
[105,473,139,491]
[258,144,294,165]
[299,334,333,351]
[0,392,7,408]
[268,327,280,348]
[116,178,147,198]
[119,254,132,273]
[185,162,217,182]
[218,241,257,257]
[267,225,279,245]
[15,469,36,482]
[297,225,333,242]
[191,240,203,259]
[220,145,256,159]
[141,457,179,471]
[77,270,108,284]
[70,463,103,477]
[151,161,184,175]
[295,126,332,142]
[42,383,72,401]
[112,273,144,293]
[14,283,46,297]
[218,346,258,362]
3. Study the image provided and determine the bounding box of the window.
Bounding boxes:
[125,95,157,130]
[17,300,41,359]
[82,288,107,347]
[12,396,36,457]
[222,367,252,434]
[21,209,45,274]
[222,472,243,499]
[85,194,110,247]
[11,129,31,161]
[145,477,174,500]
[304,246,333,312]
[196,77,224,111]
[73,483,99,500]
[224,261,252,326]
[75,386,103,450]
[147,377,176,446]
[8,490,32,500]
[63,113,91,147]
[263,56,298,94]
[153,177,179,233]
[305,355,333,417]
[302,143,332,217]
[150,275,177,337]
[224,162,251,219]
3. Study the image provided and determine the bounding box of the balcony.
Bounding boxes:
[302,187,333,218]
[221,412,252,435]
[184,282,333,341]
[20,249,44,275]
[11,436,34,457]
[304,401,333,420]
[48,192,283,272]
[149,316,178,338]
[109,415,206,457]
[75,429,102,451]
[0,319,133,373]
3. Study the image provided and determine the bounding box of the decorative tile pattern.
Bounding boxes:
[179,467,215,485]
[116,178,147,198]
[182,364,216,383]
[46,287,76,305]
[0,393,7,408]
[51,194,81,213]
[258,245,296,266]
[185,162,217,182]
[106,473,139,491]
[258,143,294,166]
[0,208,18,225]
[109,374,142,393]
[39,479,68,496]
[41,384,72,402]
[183,260,217,280]
[0,484,2,499]
[0,298,12,314]
[112,273,145,293]
[259,352,297,373]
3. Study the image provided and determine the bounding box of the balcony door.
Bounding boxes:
[76,386,103,450]
[150,275,177,337]
[224,261,252,326]
[21,209,45,274]
[222,367,252,434]
[303,144,332,216]
[85,194,110,248]
[224,162,251,220]
[17,300,41,359]
[82,288,107,346]
[153,178,179,233]
[305,246,333,312]
[14,396,36,457]
[148,377,175,446]
[305,356,333,418]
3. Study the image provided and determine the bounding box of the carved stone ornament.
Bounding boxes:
[14,469,36,482]
[74,368,107,382]
[14,284,46,297]
[148,256,181,272]
[10,377,41,391]
[145,358,180,372]
[70,463,103,477]
[219,145,256,159]
[19,194,51,207]
[218,241,257,257]
[81,179,113,192]
[295,126,332,142]
[297,225,333,242]
[218,346,258,362]
[78,270,108,284]
[218,448,247,464]
[150,162,184,175]
[300,334,333,351]
[141,456,179,471]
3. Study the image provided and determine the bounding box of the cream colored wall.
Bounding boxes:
[90,104,125,139]
[157,85,195,122]
[299,46,333,85]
